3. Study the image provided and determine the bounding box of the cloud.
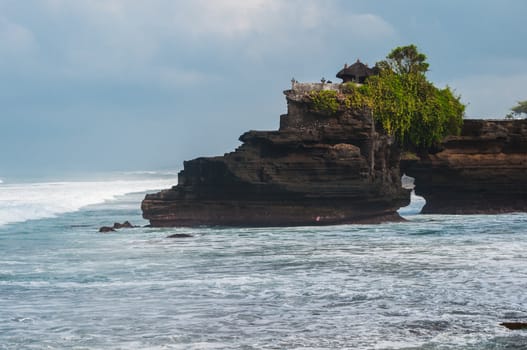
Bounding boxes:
[0,1,398,91]
[171,0,395,41]
[163,0,396,63]
[25,1,395,80]
[345,13,395,39]
[0,17,37,55]
[170,0,276,39]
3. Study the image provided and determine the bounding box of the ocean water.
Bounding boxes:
[1,175,527,349]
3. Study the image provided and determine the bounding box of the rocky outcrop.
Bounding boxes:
[113,221,135,229]
[98,221,137,233]
[142,87,410,227]
[402,119,527,214]
[500,322,527,330]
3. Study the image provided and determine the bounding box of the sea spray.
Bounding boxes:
[0,177,177,226]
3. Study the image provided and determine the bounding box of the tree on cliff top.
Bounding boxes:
[377,44,429,75]
[510,100,527,117]
[308,45,465,149]
[363,45,465,149]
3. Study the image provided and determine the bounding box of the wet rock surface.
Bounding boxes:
[98,221,137,233]
[113,221,135,229]
[500,322,527,330]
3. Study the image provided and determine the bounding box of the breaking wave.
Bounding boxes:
[398,191,426,216]
[0,177,176,227]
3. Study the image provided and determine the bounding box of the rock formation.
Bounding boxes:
[113,221,135,229]
[142,85,410,227]
[98,221,137,233]
[402,119,527,214]
[166,233,193,239]
[500,322,527,330]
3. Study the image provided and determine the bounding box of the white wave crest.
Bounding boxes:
[397,191,426,216]
[0,178,176,227]
[121,170,180,176]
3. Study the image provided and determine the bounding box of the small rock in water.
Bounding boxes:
[500,322,527,330]
[113,221,135,229]
[167,233,193,238]
[99,221,136,233]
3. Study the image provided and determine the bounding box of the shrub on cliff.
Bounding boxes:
[307,45,465,149]
[365,68,464,148]
[309,84,371,115]
[364,45,465,149]
[309,90,340,115]
[510,100,527,118]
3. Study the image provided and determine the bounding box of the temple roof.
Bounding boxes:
[336,59,376,82]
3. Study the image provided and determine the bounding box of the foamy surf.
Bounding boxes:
[398,190,426,216]
[0,177,176,226]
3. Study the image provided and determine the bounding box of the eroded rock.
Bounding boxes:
[142,87,410,227]
[113,221,135,229]
[99,221,136,233]
[402,119,527,214]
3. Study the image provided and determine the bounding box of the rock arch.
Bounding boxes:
[401,119,527,214]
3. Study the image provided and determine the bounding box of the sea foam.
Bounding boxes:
[398,191,426,216]
[0,177,176,226]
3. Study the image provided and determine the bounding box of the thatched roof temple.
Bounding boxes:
[336,59,378,83]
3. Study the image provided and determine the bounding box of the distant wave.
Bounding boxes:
[0,177,176,227]
[0,179,3,184]
[121,170,180,176]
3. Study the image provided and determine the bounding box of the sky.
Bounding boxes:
[1,0,526,178]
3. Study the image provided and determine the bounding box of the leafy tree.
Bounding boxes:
[347,45,465,149]
[377,44,430,75]
[307,45,465,149]
[511,100,527,117]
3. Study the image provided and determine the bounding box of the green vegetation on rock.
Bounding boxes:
[510,100,527,118]
[309,90,340,115]
[308,45,466,149]
[365,68,464,148]
[378,44,429,75]
[309,84,370,114]
[363,45,464,148]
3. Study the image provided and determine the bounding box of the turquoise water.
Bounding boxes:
[1,177,527,349]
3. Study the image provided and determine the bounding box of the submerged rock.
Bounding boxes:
[166,233,193,238]
[113,221,135,229]
[98,221,136,233]
[500,322,527,330]
[99,226,116,233]
[142,86,410,227]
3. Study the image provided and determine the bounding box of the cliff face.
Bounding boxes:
[402,119,527,214]
[142,88,410,227]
